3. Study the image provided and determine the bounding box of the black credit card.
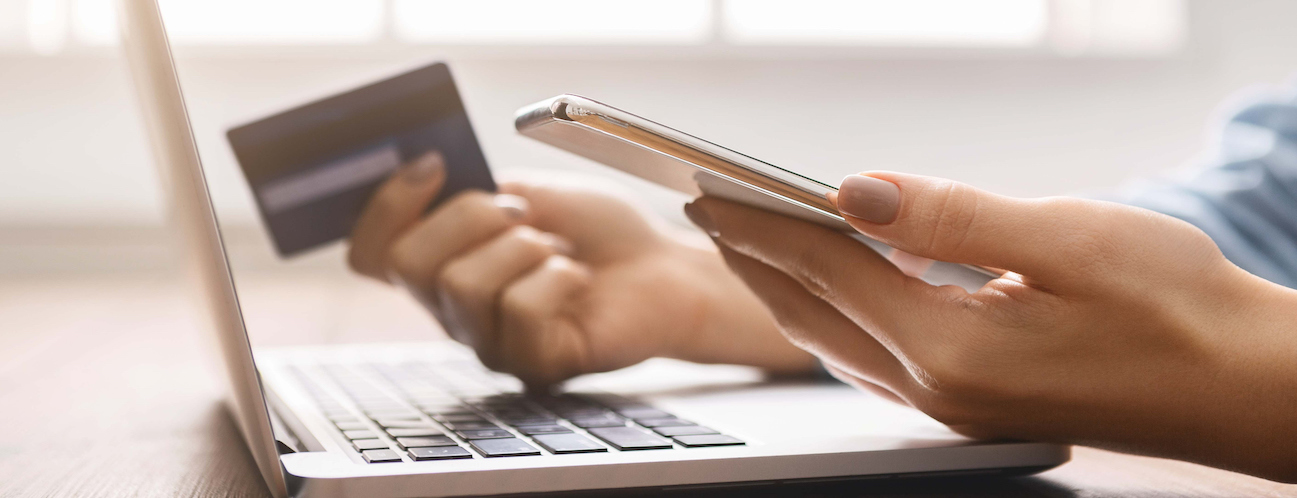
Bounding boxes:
[226,62,495,257]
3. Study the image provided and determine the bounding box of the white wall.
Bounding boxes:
[2,0,1296,273]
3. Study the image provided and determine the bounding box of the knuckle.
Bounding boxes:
[788,244,837,299]
[445,190,504,225]
[915,181,980,256]
[436,259,485,303]
[505,226,558,260]
[388,242,432,289]
[499,284,541,321]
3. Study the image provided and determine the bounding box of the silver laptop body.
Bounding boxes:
[117,0,1069,496]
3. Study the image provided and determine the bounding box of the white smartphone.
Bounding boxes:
[514,94,996,291]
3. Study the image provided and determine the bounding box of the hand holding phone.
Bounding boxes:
[514,94,996,291]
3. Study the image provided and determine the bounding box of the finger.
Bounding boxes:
[499,182,664,265]
[436,226,573,344]
[387,190,529,291]
[831,172,1098,282]
[713,243,917,402]
[348,152,446,280]
[687,197,954,352]
[494,255,594,387]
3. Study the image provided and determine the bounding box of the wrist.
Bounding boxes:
[1199,270,1297,481]
[657,237,818,374]
[1143,266,1297,482]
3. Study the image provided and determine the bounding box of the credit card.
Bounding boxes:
[226,62,495,257]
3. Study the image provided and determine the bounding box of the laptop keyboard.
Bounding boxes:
[289,361,744,463]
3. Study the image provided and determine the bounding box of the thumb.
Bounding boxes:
[831,172,1082,280]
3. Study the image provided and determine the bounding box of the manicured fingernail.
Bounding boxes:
[838,175,900,224]
[493,193,529,220]
[402,151,444,185]
[537,232,575,256]
[683,201,719,237]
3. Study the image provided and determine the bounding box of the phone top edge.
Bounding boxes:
[534,95,838,195]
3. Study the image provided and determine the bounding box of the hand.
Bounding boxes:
[347,152,815,387]
[685,171,1297,482]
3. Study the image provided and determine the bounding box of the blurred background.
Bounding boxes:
[2,0,1296,347]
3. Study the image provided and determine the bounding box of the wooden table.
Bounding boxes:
[2,275,1294,497]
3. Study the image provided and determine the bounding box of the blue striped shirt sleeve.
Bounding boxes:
[1111,84,1297,289]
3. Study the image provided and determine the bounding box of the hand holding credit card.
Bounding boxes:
[227,62,495,256]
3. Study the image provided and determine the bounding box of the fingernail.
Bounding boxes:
[402,151,444,185]
[838,175,900,224]
[683,201,719,237]
[493,193,529,220]
[537,232,575,256]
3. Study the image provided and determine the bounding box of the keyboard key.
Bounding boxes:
[433,413,486,423]
[396,436,457,450]
[343,430,378,440]
[441,421,499,431]
[457,429,514,440]
[408,446,473,461]
[570,415,626,428]
[578,393,639,408]
[615,407,672,419]
[532,433,608,454]
[587,427,673,451]
[652,425,718,437]
[469,438,542,457]
[635,417,692,428]
[418,405,465,415]
[335,421,369,431]
[359,403,408,413]
[386,428,443,438]
[551,407,608,419]
[327,414,361,423]
[352,439,390,451]
[361,449,403,463]
[673,434,745,448]
[496,415,558,426]
[365,410,421,420]
[374,419,437,429]
[409,398,459,407]
[516,425,572,436]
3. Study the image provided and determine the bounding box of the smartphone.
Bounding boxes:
[514,94,996,291]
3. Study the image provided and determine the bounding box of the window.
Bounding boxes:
[393,0,713,44]
[723,0,1047,47]
[2,0,1186,57]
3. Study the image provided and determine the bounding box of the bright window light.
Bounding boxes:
[0,0,29,49]
[30,0,1186,56]
[27,0,69,54]
[157,0,384,45]
[393,0,713,44]
[722,0,1048,46]
[72,0,116,45]
[1089,0,1186,54]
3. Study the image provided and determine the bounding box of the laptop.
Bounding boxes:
[117,0,1069,496]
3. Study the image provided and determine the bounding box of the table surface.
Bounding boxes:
[2,274,1294,498]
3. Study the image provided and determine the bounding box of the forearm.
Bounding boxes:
[1097,267,1297,483]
